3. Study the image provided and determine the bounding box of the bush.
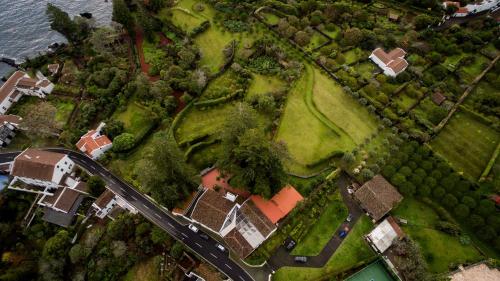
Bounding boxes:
[436,221,461,236]
[112,133,135,152]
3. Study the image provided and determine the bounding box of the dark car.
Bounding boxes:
[339,230,347,238]
[199,233,209,240]
[284,237,296,251]
[294,256,308,263]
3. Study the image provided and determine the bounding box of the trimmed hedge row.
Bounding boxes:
[194,89,243,107]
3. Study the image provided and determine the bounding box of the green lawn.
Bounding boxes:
[276,66,352,175]
[123,256,161,281]
[247,74,285,98]
[459,55,490,84]
[304,32,330,52]
[319,24,341,40]
[261,12,281,26]
[113,102,157,140]
[53,99,74,126]
[392,199,484,273]
[164,8,205,33]
[442,53,465,71]
[194,26,236,74]
[431,109,500,180]
[312,68,379,144]
[354,62,375,80]
[392,91,418,112]
[273,216,375,281]
[343,48,365,65]
[291,190,347,256]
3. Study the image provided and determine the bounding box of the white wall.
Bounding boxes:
[52,155,75,184]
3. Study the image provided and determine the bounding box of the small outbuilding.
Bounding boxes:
[366,216,405,253]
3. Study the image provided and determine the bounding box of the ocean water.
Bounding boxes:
[0,0,113,63]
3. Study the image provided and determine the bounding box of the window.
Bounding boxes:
[56,165,59,168]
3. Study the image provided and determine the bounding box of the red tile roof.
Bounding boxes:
[201,169,250,198]
[250,185,303,224]
[0,71,25,104]
[76,129,112,157]
[457,7,469,13]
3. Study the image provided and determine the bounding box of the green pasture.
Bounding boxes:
[53,99,74,126]
[343,48,365,65]
[273,216,375,281]
[319,24,341,40]
[261,12,281,26]
[165,8,205,33]
[200,70,243,100]
[247,74,285,98]
[459,55,490,84]
[431,109,500,180]
[113,102,157,140]
[442,53,465,71]
[303,32,330,52]
[392,199,484,273]
[194,27,236,74]
[354,62,376,80]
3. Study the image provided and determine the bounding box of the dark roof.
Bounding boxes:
[431,92,447,105]
[354,175,403,221]
[190,189,236,232]
[41,187,64,206]
[54,188,82,213]
[239,200,275,237]
[94,189,115,209]
[41,194,83,227]
[0,71,24,104]
[0,115,22,126]
[11,149,66,181]
[223,228,254,258]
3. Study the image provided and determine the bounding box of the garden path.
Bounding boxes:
[267,173,364,270]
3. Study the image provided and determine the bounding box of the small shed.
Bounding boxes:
[431,92,447,106]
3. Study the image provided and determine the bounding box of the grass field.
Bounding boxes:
[431,109,500,180]
[354,62,376,80]
[319,24,341,40]
[291,190,347,256]
[276,66,352,175]
[166,8,205,33]
[392,91,418,112]
[247,74,285,98]
[261,12,281,26]
[123,256,161,281]
[442,53,465,71]
[273,216,375,281]
[113,102,157,140]
[53,99,74,126]
[194,27,236,73]
[392,199,484,273]
[459,55,490,84]
[304,32,329,52]
[312,68,379,144]
[200,70,243,100]
[343,48,365,65]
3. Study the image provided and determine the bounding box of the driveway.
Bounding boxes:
[267,173,364,270]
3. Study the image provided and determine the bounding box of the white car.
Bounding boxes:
[188,223,199,233]
[216,243,226,252]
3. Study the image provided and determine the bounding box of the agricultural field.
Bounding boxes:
[53,99,75,127]
[303,32,329,52]
[200,70,244,100]
[273,216,375,281]
[392,199,484,273]
[247,74,285,98]
[431,109,500,180]
[458,55,490,84]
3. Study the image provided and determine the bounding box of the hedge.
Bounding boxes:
[305,150,344,168]
[479,141,500,181]
[194,89,243,107]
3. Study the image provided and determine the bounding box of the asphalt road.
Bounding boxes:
[0,149,255,281]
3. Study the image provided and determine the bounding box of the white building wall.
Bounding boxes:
[89,143,113,159]
[51,155,74,184]
[0,95,14,114]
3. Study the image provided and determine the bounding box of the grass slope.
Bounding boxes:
[392,199,484,273]
[247,74,285,98]
[273,216,375,281]
[113,102,156,140]
[431,109,500,180]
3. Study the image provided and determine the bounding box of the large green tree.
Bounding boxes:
[217,103,288,198]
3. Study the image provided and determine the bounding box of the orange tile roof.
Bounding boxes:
[76,129,112,157]
[201,169,250,198]
[251,185,303,224]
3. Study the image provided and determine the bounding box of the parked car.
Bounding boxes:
[346,214,353,222]
[215,243,226,252]
[339,230,347,238]
[294,256,308,263]
[199,233,209,240]
[284,238,296,251]
[188,223,199,233]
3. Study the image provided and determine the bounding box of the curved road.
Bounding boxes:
[0,149,257,281]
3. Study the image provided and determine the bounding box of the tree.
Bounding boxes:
[341,152,355,167]
[151,226,170,245]
[170,241,184,259]
[442,194,458,208]
[343,28,363,46]
[87,176,106,197]
[89,27,121,55]
[43,230,70,258]
[135,133,197,208]
[69,244,84,264]
[46,4,78,42]
[145,0,167,12]
[361,168,374,181]
[21,102,59,139]
[454,204,470,218]
[102,120,124,140]
[391,173,406,187]
[414,14,434,30]
[294,31,311,46]
[461,196,477,209]
[113,0,133,30]
[476,199,495,217]
[112,133,135,152]
[217,103,287,198]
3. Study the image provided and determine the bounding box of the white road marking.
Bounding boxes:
[143,204,150,210]
[90,165,96,170]
[195,242,202,248]
[181,232,188,238]
[168,222,174,227]
[131,195,137,200]
[155,213,161,219]
[225,264,232,270]
[239,276,245,281]
[210,253,218,259]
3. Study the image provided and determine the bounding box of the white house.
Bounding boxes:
[366,216,405,253]
[0,71,54,114]
[92,189,138,220]
[9,149,75,192]
[76,122,113,159]
[445,0,500,17]
[369,48,409,77]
